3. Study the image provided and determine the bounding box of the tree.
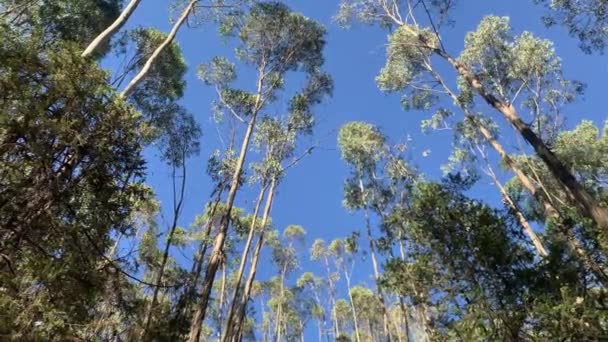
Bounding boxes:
[534,0,608,53]
[188,3,330,340]
[338,0,608,231]
[269,225,305,341]
[82,0,144,58]
[329,238,362,342]
[0,24,147,340]
[297,272,328,341]
[339,121,412,341]
[310,238,342,340]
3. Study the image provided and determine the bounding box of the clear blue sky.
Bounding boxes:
[111,0,607,337]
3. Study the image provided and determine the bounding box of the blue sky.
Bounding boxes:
[110,0,607,337]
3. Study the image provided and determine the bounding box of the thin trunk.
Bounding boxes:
[436,49,608,230]
[358,177,393,342]
[323,254,340,339]
[344,268,362,342]
[222,184,268,341]
[317,319,323,342]
[188,67,266,342]
[478,147,549,257]
[120,0,196,98]
[219,261,227,341]
[140,158,187,339]
[274,265,287,342]
[396,234,410,342]
[191,187,225,286]
[399,297,409,342]
[173,186,224,330]
[81,0,143,58]
[229,180,277,342]
[429,66,608,284]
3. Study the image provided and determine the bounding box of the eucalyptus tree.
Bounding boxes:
[350,285,385,341]
[333,298,356,341]
[337,122,418,340]
[310,239,342,339]
[534,0,608,53]
[82,0,144,58]
[227,76,332,340]
[338,121,404,341]
[329,238,363,342]
[188,3,330,340]
[226,64,333,337]
[296,271,329,341]
[120,0,245,97]
[507,121,608,281]
[139,108,201,339]
[337,1,608,231]
[269,225,306,341]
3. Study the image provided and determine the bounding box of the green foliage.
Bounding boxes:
[338,121,386,171]
[117,27,200,167]
[459,15,583,138]
[377,25,437,92]
[0,26,147,339]
[535,0,608,53]
[1,0,122,54]
[238,2,326,72]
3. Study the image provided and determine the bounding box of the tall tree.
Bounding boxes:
[339,121,409,341]
[338,0,608,231]
[188,3,329,340]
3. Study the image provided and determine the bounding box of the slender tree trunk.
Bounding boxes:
[228,180,277,342]
[435,49,608,230]
[140,159,187,339]
[222,184,268,341]
[173,186,225,331]
[274,265,287,342]
[358,177,394,342]
[219,261,227,341]
[188,70,266,342]
[324,255,340,339]
[398,297,409,342]
[81,0,143,58]
[191,186,226,286]
[120,0,196,97]
[479,148,549,257]
[344,268,362,342]
[317,318,323,342]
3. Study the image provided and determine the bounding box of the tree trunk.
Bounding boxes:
[222,184,268,341]
[438,50,608,230]
[358,177,394,342]
[188,69,266,341]
[228,179,277,342]
[120,0,196,98]
[140,160,187,339]
[429,67,608,284]
[481,149,549,257]
[323,255,340,339]
[173,186,224,330]
[344,269,362,342]
[274,265,287,342]
[81,0,143,58]
[219,261,227,341]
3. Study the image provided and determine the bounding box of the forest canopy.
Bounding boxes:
[1,0,608,341]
